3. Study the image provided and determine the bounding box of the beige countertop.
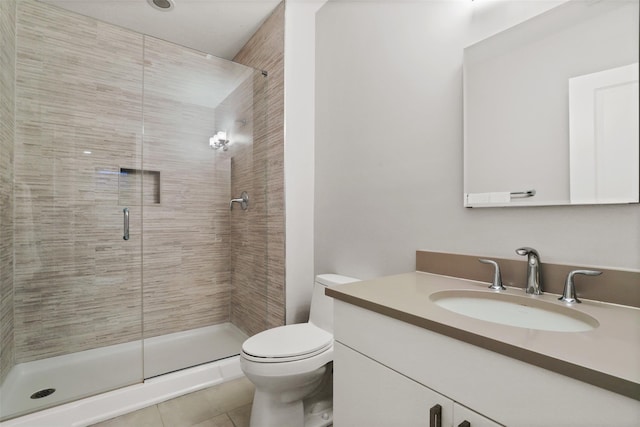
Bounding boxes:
[326,272,640,401]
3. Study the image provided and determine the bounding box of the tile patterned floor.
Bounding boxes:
[91,377,254,427]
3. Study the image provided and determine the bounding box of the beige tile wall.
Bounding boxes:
[233,1,286,331]
[0,0,16,384]
[8,0,281,364]
[141,36,252,338]
[219,74,270,337]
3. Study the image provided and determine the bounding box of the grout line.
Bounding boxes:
[156,404,165,427]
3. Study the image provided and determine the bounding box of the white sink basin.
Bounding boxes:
[430,290,599,332]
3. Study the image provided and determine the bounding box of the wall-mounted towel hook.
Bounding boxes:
[230,191,249,211]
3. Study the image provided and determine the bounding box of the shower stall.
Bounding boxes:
[0,0,272,421]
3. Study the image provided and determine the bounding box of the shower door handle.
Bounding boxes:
[123,208,129,240]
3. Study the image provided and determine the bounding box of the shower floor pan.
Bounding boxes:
[0,323,247,422]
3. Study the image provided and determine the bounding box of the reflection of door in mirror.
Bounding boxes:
[569,63,639,204]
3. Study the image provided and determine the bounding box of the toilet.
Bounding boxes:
[240,274,360,427]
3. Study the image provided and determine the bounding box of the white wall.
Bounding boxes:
[284,0,328,324]
[314,0,640,282]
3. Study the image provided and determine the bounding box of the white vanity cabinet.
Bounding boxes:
[335,341,501,427]
[332,300,640,427]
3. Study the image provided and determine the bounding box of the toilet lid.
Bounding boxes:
[242,323,332,360]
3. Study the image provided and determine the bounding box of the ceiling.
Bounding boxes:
[40,0,282,60]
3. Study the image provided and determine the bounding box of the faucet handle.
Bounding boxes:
[559,270,602,304]
[515,247,540,258]
[479,259,506,291]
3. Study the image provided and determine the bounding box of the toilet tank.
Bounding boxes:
[309,274,360,333]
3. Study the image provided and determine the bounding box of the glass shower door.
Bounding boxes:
[141,36,269,378]
[0,0,144,420]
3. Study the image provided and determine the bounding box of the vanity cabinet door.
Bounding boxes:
[334,342,453,427]
[453,403,503,427]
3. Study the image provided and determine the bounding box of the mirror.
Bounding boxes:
[463,0,639,207]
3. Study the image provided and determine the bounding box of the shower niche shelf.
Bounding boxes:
[118,168,161,205]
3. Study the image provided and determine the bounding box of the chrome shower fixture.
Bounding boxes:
[209,131,230,151]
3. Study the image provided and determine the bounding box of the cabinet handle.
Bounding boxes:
[458,421,471,427]
[429,404,442,427]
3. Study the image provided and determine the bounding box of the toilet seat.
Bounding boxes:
[242,323,333,363]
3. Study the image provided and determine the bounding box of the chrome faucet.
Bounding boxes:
[515,247,542,295]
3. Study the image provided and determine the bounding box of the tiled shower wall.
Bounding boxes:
[8,0,277,363]
[13,0,145,362]
[218,75,270,337]
[0,0,16,384]
[233,2,286,331]
[141,36,246,338]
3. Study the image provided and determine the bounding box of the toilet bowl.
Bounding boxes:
[240,274,360,427]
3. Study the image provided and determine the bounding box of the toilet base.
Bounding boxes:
[249,394,333,427]
[303,363,333,427]
[249,391,304,427]
[248,364,333,427]
[304,397,333,427]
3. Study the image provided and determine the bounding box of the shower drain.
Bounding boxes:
[30,388,56,399]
